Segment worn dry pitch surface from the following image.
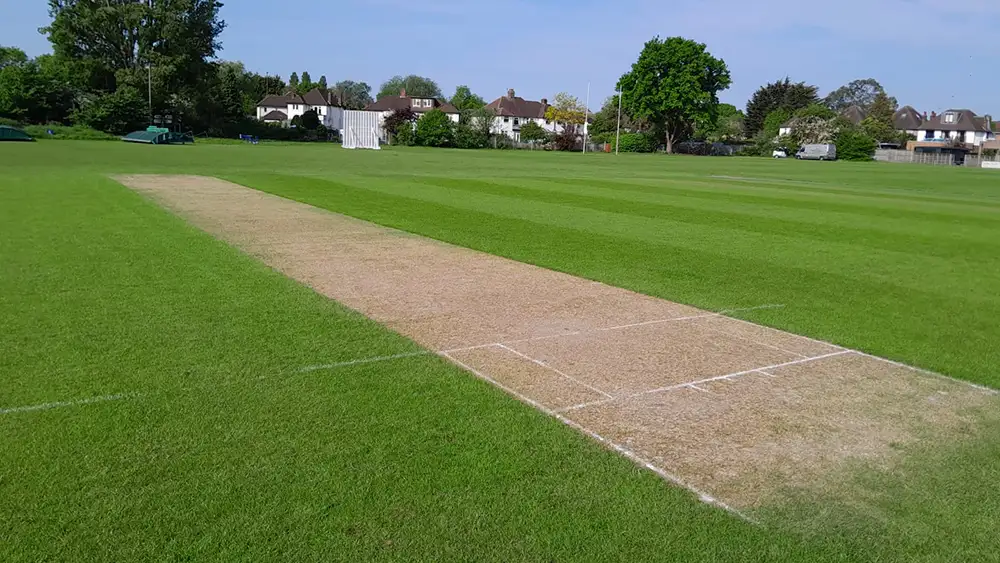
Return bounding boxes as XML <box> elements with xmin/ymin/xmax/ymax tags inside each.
<box><xmin>118</xmin><ymin>175</ymin><xmax>998</xmax><ymax>515</ymax></box>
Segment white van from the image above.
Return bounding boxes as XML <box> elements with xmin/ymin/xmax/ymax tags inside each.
<box><xmin>795</xmin><ymin>144</ymin><xmax>837</xmax><ymax>160</ymax></box>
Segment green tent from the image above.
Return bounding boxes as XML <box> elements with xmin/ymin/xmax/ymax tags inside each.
<box><xmin>0</xmin><ymin>125</ymin><xmax>34</xmax><ymax>142</ymax></box>
<box><xmin>123</xmin><ymin>126</ymin><xmax>193</xmax><ymax>145</ymax></box>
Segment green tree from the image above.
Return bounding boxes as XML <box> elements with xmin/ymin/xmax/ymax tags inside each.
<box><xmin>44</xmin><ymin>0</ymin><xmax>224</xmax><ymax>115</ymax></box>
<box><xmin>318</xmin><ymin>75</ymin><xmax>327</xmax><ymax>89</ymax></box>
<box><xmin>744</xmin><ymin>78</ymin><xmax>818</xmax><ymax>137</ymax></box>
<box><xmin>793</xmin><ymin>103</ymin><xmax>836</xmax><ymax>120</ymax></box>
<box><xmin>415</xmin><ymin>108</ymin><xmax>454</xmax><ymax>147</ymax></box>
<box><xmin>299</xmin><ymin>71</ymin><xmax>313</xmax><ymax>93</ymax></box>
<box><xmin>289</xmin><ymin>72</ymin><xmax>299</xmax><ymax>90</ymax></box>
<box><xmin>835</xmin><ymin>128</ymin><xmax>876</xmax><ymax>161</ymax></box>
<box><xmin>449</xmin><ymin>85</ymin><xmax>485</xmax><ymax>111</ymax></box>
<box><xmin>300</xmin><ymin>108</ymin><xmax>320</xmax><ymax>130</ymax></box>
<box><xmin>519</xmin><ymin>120</ymin><xmax>549</xmax><ymax>143</ymax></box>
<box><xmin>696</xmin><ymin>102</ymin><xmax>743</xmax><ymax>141</ymax></box>
<box><xmin>377</xmin><ymin>75</ymin><xmax>441</xmax><ymax>100</ymax></box>
<box><xmin>763</xmin><ymin>108</ymin><xmax>792</xmax><ymax>140</ymax></box>
<box><xmin>334</xmin><ymin>80</ymin><xmax>373</xmax><ymax>110</ymax></box>
<box><xmin>824</xmin><ymin>78</ymin><xmax>896</xmax><ymax>113</ymax></box>
<box><xmin>618</xmin><ymin>36</ymin><xmax>731</xmax><ymax>153</ymax></box>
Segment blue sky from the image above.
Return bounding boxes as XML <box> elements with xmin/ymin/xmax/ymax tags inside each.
<box><xmin>2</xmin><ymin>0</ymin><xmax>997</xmax><ymax>114</ymax></box>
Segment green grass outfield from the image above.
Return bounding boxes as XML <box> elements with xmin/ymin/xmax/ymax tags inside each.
<box><xmin>2</xmin><ymin>141</ymin><xmax>999</xmax><ymax>561</ymax></box>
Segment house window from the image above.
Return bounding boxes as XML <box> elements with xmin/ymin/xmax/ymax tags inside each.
<box><xmin>545</xmin><ymin>119</ymin><xmax>551</xmax><ymax>125</ymax></box>
<box><xmin>412</xmin><ymin>99</ymin><xmax>420</xmax><ymax>107</ymax></box>
<box><xmin>503</xmin><ymin>117</ymin><xmax>509</xmax><ymax>123</ymax></box>
<box><xmin>514</xmin><ymin>118</ymin><xmax>519</xmax><ymax>125</ymax></box>
<box><xmin>944</xmin><ymin>113</ymin><xmax>956</xmax><ymax>124</ymax></box>
<box><xmin>423</xmin><ymin>99</ymin><xmax>432</xmax><ymax>108</ymax></box>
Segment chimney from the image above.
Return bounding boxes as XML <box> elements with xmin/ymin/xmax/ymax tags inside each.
<box><xmin>541</xmin><ymin>98</ymin><xmax>548</xmax><ymax>106</ymax></box>
<box><xmin>507</xmin><ymin>88</ymin><xmax>515</xmax><ymax>99</ymax></box>
<box><xmin>923</xmin><ymin>112</ymin><xmax>928</xmax><ymax>120</ymax></box>
<box><xmin>400</xmin><ymin>88</ymin><xmax>406</xmax><ymax>98</ymax></box>
<box><xmin>931</xmin><ymin>111</ymin><xmax>937</xmax><ymax>119</ymax></box>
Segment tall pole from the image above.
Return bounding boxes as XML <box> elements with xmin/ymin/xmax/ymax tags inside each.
<box><xmin>147</xmin><ymin>0</ymin><xmax>153</xmax><ymax>124</ymax></box>
<box><xmin>582</xmin><ymin>82</ymin><xmax>590</xmax><ymax>153</ymax></box>
<box><xmin>615</xmin><ymin>84</ymin><xmax>623</xmax><ymax>155</ymax></box>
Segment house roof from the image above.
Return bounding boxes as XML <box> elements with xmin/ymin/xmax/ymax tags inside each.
<box><xmin>301</xmin><ymin>88</ymin><xmax>341</xmax><ymax>107</ymax></box>
<box><xmin>841</xmin><ymin>105</ymin><xmax>867</xmax><ymax>125</ymax></box>
<box><xmin>258</xmin><ymin>94</ymin><xmax>292</xmax><ymax>108</ymax></box>
<box><xmin>261</xmin><ymin>110</ymin><xmax>287</xmax><ymax>121</ymax></box>
<box><xmin>486</xmin><ymin>89</ymin><xmax>549</xmax><ymax>118</ymax></box>
<box><xmin>893</xmin><ymin>106</ymin><xmax>923</xmax><ymax>130</ymax></box>
<box><xmin>364</xmin><ymin>91</ymin><xmax>459</xmax><ymax>114</ymax></box>
<box><xmin>920</xmin><ymin>109</ymin><xmax>992</xmax><ymax>132</ymax></box>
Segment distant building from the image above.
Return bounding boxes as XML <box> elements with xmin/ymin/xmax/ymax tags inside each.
<box><xmin>255</xmin><ymin>88</ymin><xmax>345</xmax><ymax>132</ymax></box>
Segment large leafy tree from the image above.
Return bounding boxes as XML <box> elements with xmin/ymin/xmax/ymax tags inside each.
<box><xmin>377</xmin><ymin>75</ymin><xmax>441</xmax><ymax>100</ymax></box>
<box><xmin>860</xmin><ymin>90</ymin><xmax>899</xmax><ymax>142</ymax></box>
<box><xmin>334</xmin><ymin>80</ymin><xmax>373</xmax><ymax>110</ymax></box>
<box><xmin>744</xmin><ymin>78</ymin><xmax>818</xmax><ymax>137</ymax></box>
<box><xmin>449</xmin><ymin>85</ymin><xmax>485</xmax><ymax>111</ymax></box>
<box><xmin>44</xmin><ymin>0</ymin><xmax>224</xmax><ymax>105</ymax></box>
<box><xmin>0</xmin><ymin>47</ymin><xmax>77</xmax><ymax>123</ymax></box>
<box><xmin>618</xmin><ymin>36</ymin><xmax>731</xmax><ymax>153</ymax></box>
<box><xmin>824</xmin><ymin>78</ymin><xmax>896</xmax><ymax>113</ymax></box>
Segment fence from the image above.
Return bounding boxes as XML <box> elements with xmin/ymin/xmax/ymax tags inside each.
<box><xmin>875</xmin><ymin>149</ymin><xmax>1000</xmax><ymax>168</ymax></box>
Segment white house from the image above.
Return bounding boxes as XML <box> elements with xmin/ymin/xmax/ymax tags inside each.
<box><xmin>915</xmin><ymin>109</ymin><xmax>995</xmax><ymax>147</ymax></box>
<box><xmin>255</xmin><ymin>88</ymin><xmax>345</xmax><ymax>132</ymax></box>
<box><xmin>484</xmin><ymin>89</ymin><xmax>576</xmax><ymax>141</ymax></box>
<box><xmin>361</xmin><ymin>90</ymin><xmax>460</xmax><ymax>142</ymax></box>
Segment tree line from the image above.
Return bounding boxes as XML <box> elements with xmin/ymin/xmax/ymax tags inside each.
<box><xmin>2</xmin><ymin>2</ymin><xmax>898</xmax><ymax>157</ymax></box>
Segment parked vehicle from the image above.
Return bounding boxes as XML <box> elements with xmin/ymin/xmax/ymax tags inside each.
<box><xmin>795</xmin><ymin>144</ymin><xmax>837</xmax><ymax>160</ymax></box>
<box><xmin>772</xmin><ymin>147</ymin><xmax>789</xmax><ymax>158</ymax></box>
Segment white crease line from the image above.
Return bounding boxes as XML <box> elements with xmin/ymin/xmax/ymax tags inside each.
<box><xmin>438</xmin><ymin>351</ymin><xmax>756</xmax><ymax>523</ymax></box>
<box><xmin>687</xmin><ymin>384</ymin><xmax>710</xmax><ymax>393</ymax></box>
<box><xmin>757</xmin><ymin>370</ymin><xmax>778</xmax><ymax>378</ymax></box>
<box><xmin>495</xmin><ymin>343</ymin><xmax>614</xmax><ymax>399</ymax></box>
<box><xmin>0</xmin><ymin>393</ymin><xmax>139</xmax><ymax>416</ymax></box>
<box><xmin>558</xmin><ymin>350</ymin><xmax>853</xmax><ymax>413</ymax></box>
<box><xmin>850</xmin><ymin>350</ymin><xmax>999</xmax><ymax>396</ymax></box>
<box><xmin>721</xmin><ymin>315</ymin><xmax>997</xmax><ymax>395</ymax></box>
<box><xmin>298</xmin><ymin>351</ymin><xmax>431</xmax><ymax>372</ymax></box>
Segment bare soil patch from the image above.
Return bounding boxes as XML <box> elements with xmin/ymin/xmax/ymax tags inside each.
<box><xmin>118</xmin><ymin>174</ymin><xmax>999</xmax><ymax>514</ymax></box>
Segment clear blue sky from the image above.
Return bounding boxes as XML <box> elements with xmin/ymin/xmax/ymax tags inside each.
<box><xmin>2</xmin><ymin>0</ymin><xmax>997</xmax><ymax>115</ymax></box>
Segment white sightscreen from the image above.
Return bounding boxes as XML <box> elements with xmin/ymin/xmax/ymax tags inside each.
<box><xmin>342</xmin><ymin>110</ymin><xmax>383</xmax><ymax>150</ymax></box>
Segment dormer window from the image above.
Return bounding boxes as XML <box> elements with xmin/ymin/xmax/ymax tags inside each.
<box><xmin>943</xmin><ymin>112</ymin><xmax>956</xmax><ymax>124</ymax></box>
<box><xmin>411</xmin><ymin>99</ymin><xmax>421</xmax><ymax>107</ymax></box>
<box><xmin>423</xmin><ymin>99</ymin><xmax>432</xmax><ymax>108</ymax></box>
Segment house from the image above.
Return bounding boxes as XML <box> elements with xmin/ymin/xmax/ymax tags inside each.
<box><xmin>361</xmin><ymin>90</ymin><xmax>459</xmax><ymax>142</ymax></box>
<box><xmin>893</xmin><ymin>106</ymin><xmax>923</xmax><ymax>138</ymax></box>
<box><xmin>915</xmin><ymin>109</ymin><xmax>995</xmax><ymax>147</ymax></box>
<box><xmin>484</xmin><ymin>89</ymin><xmax>564</xmax><ymax>141</ymax></box>
<box><xmin>255</xmin><ymin>88</ymin><xmax>345</xmax><ymax>131</ymax></box>
<box><xmin>841</xmin><ymin>105</ymin><xmax>866</xmax><ymax>126</ymax></box>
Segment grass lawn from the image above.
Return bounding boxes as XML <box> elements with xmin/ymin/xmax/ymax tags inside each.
<box><xmin>2</xmin><ymin>141</ymin><xmax>1000</xmax><ymax>561</ymax></box>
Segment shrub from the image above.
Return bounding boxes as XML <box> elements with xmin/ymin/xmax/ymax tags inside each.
<box><xmin>453</xmin><ymin>120</ymin><xmax>489</xmax><ymax>149</ymax></box>
<box><xmin>742</xmin><ymin>131</ymin><xmax>779</xmax><ymax>157</ymax></box>
<box><xmin>300</xmin><ymin>109</ymin><xmax>320</xmax><ymax>130</ymax></box>
<box><xmin>72</xmin><ymin>88</ymin><xmax>146</xmax><ymax>135</ymax></box>
<box><xmin>383</xmin><ymin>107</ymin><xmax>417</xmax><ymax>136</ymax></box>
<box><xmin>493</xmin><ymin>133</ymin><xmax>514</xmax><ymax>150</ymax></box>
<box><xmin>22</xmin><ymin>123</ymin><xmax>118</xmax><ymax>140</ymax></box>
<box><xmin>614</xmin><ymin>132</ymin><xmax>655</xmax><ymax>153</ymax></box>
<box><xmin>415</xmin><ymin>108</ymin><xmax>454</xmax><ymax>147</ymax></box>
<box><xmin>835</xmin><ymin>129</ymin><xmax>876</xmax><ymax>161</ymax></box>
<box><xmin>519</xmin><ymin>121</ymin><xmax>550</xmax><ymax>144</ymax></box>
<box><xmin>553</xmin><ymin>125</ymin><xmax>579</xmax><ymax>151</ymax></box>
<box><xmin>394</xmin><ymin>122</ymin><xmax>416</xmax><ymax>146</ymax></box>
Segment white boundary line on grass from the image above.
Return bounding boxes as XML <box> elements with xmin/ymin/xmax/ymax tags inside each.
<box><xmin>0</xmin><ymin>393</ymin><xmax>138</xmax><ymax>415</ymax></box>
<box><xmin>438</xmin><ymin>350</ymin><xmax>758</xmax><ymax>523</ymax></box>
